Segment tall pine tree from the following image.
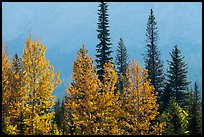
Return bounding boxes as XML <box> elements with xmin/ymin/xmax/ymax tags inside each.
<box><xmin>144</xmin><ymin>9</ymin><xmax>165</xmax><ymax>106</ymax></box>
<box><xmin>115</xmin><ymin>38</ymin><xmax>129</xmax><ymax>93</ymax></box>
<box><xmin>164</xmin><ymin>45</ymin><xmax>190</xmax><ymax>108</ymax></box>
<box><xmin>96</xmin><ymin>2</ymin><xmax>113</xmax><ymax>83</ymax></box>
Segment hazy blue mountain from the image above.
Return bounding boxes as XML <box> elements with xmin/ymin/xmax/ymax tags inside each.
<box><xmin>2</xmin><ymin>2</ymin><xmax>202</xmax><ymax>99</ymax></box>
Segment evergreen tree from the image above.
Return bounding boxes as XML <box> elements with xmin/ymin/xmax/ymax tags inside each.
<box><xmin>144</xmin><ymin>9</ymin><xmax>165</xmax><ymax>105</ymax></box>
<box><xmin>164</xmin><ymin>45</ymin><xmax>190</xmax><ymax>107</ymax></box>
<box><xmin>161</xmin><ymin>99</ymin><xmax>189</xmax><ymax>135</ymax></box>
<box><xmin>53</xmin><ymin>99</ymin><xmax>65</xmax><ymax>134</ymax></box>
<box><xmin>188</xmin><ymin>82</ymin><xmax>202</xmax><ymax>135</ymax></box>
<box><xmin>115</xmin><ymin>38</ymin><xmax>129</xmax><ymax>93</ymax></box>
<box><xmin>96</xmin><ymin>2</ymin><xmax>113</xmax><ymax>83</ymax></box>
<box><xmin>13</xmin><ymin>54</ymin><xmax>22</xmax><ymax>72</ymax></box>
<box><xmin>160</xmin><ymin>84</ymin><xmax>171</xmax><ymax>112</ymax></box>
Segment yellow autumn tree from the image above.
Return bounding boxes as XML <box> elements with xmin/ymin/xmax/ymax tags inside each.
<box><xmin>121</xmin><ymin>60</ymin><xmax>165</xmax><ymax>135</ymax></box>
<box><xmin>96</xmin><ymin>62</ymin><xmax>123</xmax><ymax>135</ymax></box>
<box><xmin>65</xmin><ymin>45</ymin><xmax>122</xmax><ymax>135</ymax></box>
<box><xmin>7</xmin><ymin>54</ymin><xmax>27</xmax><ymax>135</ymax></box>
<box><xmin>2</xmin><ymin>43</ymin><xmax>12</xmax><ymax>133</ymax></box>
<box><xmin>20</xmin><ymin>35</ymin><xmax>61</xmax><ymax>135</ymax></box>
<box><xmin>65</xmin><ymin>44</ymin><xmax>102</xmax><ymax>135</ymax></box>
<box><xmin>2</xmin><ymin>44</ymin><xmax>24</xmax><ymax>135</ymax></box>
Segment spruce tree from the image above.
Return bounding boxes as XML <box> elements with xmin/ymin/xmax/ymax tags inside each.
<box><xmin>12</xmin><ymin>54</ymin><xmax>21</xmax><ymax>73</ymax></box>
<box><xmin>53</xmin><ymin>99</ymin><xmax>65</xmax><ymax>134</ymax></box>
<box><xmin>165</xmin><ymin>45</ymin><xmax>190</xmax><ymax>107</ymax></box>
<box><xmin>188</xmin><ymin>82</ymin><xmax>202</xmax><ymax>135</ymax></box>
<box><xmin>144</xmin><ymin>9</ymin><xmax>165</xmax><ymax>104</ymax></box>
<box><xmin>115</xmin><ymin>38</ymin><xmax>129</xmax><ymax>93</ymax></box>
<box><xmin>96</xmin><ymin>2</ymin><xmax>113</xmax><ymax>83</ymax></box>
<box><xmin>161</xmin><ymin>99</ymin><xmax>189</xmax><ymax>135</ymax></box>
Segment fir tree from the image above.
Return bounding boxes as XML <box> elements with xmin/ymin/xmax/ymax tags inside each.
<box><xmin>144</xmin><ymin>9</ymin><xmax>165</xmax><ymax>105</ymax></box>
<box><xmin>95</xmin><ymin>2</ymin><xmax>113</xmax><ymax>83</ymax></box>
<box><xmin>188</xmin><ymin>82</ymin><xmax>202</xmax><ymax>135</ymax></box>
<box><xmin>115</xmin><ymin>38</ymin><xmax>129</xmax><ymax>93</ymax></box>
<box><xmin>164</xmin><ymin>45</ymin><xmax>190</xmax><ymax>107</ymax></box>
<box><xmin>53</xmin><ymin>99</ymin><xmax>65</xmax><ymax>134</ymax></box>
<box><xmin>161</xmin><ymin>99</ymin><xmax>189</xmax><ymax>135</ymax></box>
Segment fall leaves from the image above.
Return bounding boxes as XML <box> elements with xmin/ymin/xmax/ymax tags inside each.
<box><xmin>2</xmin><ymin>36</ymin><xmax>165</xmax><ymax>135</ymax></box>
<box><xmin>2</xmin><ymin>36</ymin><xmax>61</xmax><ymax>135</ymax></box>
<box><xmin>64</xmin><ymin>45</ymin><xmax>165</xmax><ymax>135</ymax></box>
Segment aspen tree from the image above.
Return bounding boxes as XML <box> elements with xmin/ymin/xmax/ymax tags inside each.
<box><xmin>65</xmin><ymin>44</ymin><xmax>102</xmax><ymax>135</ymax></box>
<box><xmin>121</xmin><ymin>60</ymin><xmax>165</xmax><ymax>135</ymax></box>
<box><xmin>20</xmin><ymin>36</ymin><xmax>61</xmax><ymax>135</ymax></box>
<box><xmin>2</xmin><ymin>43</ymin><xmax>12</xmax><ymax>134</ymax></box>
<box><xmin>97</xmin><ymin>62</ymin><xmax>122</xmax><ymax>134</ymax></box>
<box><xmin>65</xmin><ymin>45</ymin><xmax>122</xmax><ymax>135</ymax></box>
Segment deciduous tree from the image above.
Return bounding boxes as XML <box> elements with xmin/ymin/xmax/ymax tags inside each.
<box><xmin>121</xmin><ymin>60</ymin><xmax>165</xmax><ymax>135</ymax></box>
<box><xmin>20</xmin><ymin>35</ymin><xmax>61</xmax><ymax>135</ymax></box>
<box><xmin>65</xmin><ymin>45</ymin><xmax>122</xmax><ymax>135</ymax></box>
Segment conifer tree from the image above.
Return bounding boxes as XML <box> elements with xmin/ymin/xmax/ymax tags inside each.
<box><xmin>188</xmin><ymin>82</ymin><xmax>202</xmax><ymax>135</ymax></box>
<box><xmin>121</xmin><ymin>60</ymin><xmax>165</xmax><ymax>135</ymax></box>
<box><xmin>96</xmin><ymin>2</ymin><xmax>113</xmax><ymax>83</ymax></box>
<box><xmin>20</xmin><ymin>35</ymin><xmax>61</xmax><ymax>135</ymax></box>
<box><xmin>53</xmin><ymin>99</ymin><xmax>65</xmax><ymax>134</ymax></box>
<box><xmin>164</xmin><ymin>45</ymin><xmax>190</xmax><ymax>108</ymax></box>
<box><xmin>144</xmin><ymin>9</ymin><xmax>165</xmax><ymax>104</ymax></box>
<box><xmin>115</xmin><ymin>38</ymin><xmax>129</xmax><ymax>93</ymax></box>
<box><xmin>161</xmin><ymin>99</ymin><xmax>189</xmax><ymax>135</ymax></box>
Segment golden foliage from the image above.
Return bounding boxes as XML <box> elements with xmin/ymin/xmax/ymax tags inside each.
<box><xmin>16</xmin><ymin>35</ymin><xmax>61</xmax><ymax>135</ymax></box>
<box><xmin>65</xmin><ymin>45</ymin><xmax>122</xmax><ymax>135</ymax></box>
<box><xmin>2</xmin><ymin>36</ymin><xmax>61</xmax><ymax>135</ymax></box>
<box><xmin>2</xmin><ymin>40</ymin><xmax>166</xmax><ymax>135</ymax></box>
<box><xmin>2</xmin><ymin>43</ymin><xmax>12</xmax><ymax>128</ymax></box>
<box><xmin>120</xmin><ymin>60</ymin><xmax>165</xmax><ymax>135</ymax></box>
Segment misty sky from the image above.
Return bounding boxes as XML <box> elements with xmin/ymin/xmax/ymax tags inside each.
<box><xmin>2</xmin><ymin>2</ymin><xmax>202</xmax><ymax>98</ymax></box>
